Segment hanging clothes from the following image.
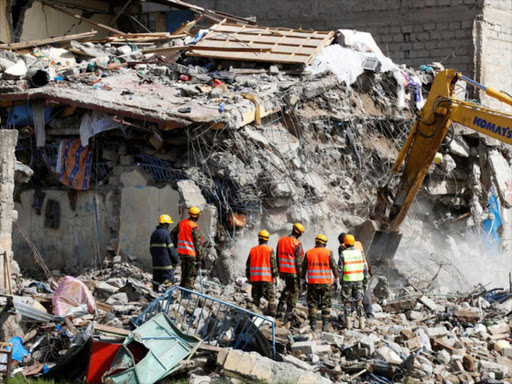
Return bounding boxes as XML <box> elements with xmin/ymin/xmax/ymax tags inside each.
<box><xmin>58</xmin><ymin>138</ymin><xmax>92</xmax><ymax>190</ymax></box>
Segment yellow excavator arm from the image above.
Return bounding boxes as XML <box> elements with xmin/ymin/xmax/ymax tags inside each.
<box><xmin>358</xmin><ymin>69</ymin><xmax>512</xmax><ymax>262</ymax></box>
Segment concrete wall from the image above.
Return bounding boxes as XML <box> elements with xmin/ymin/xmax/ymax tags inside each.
<box><xmin>118</xmin><ymin>185</ymin><xmax>181</xmax><ymax>268</ymax></box>
<box><xmin>13</xmin><ymin>189</ymin><xmax>110</xmax><ymax>271</ymax></box>
<box><xmin>17</xmin><ymin>1</ymin><xmax>113</xmax><ymax>42</ymax></box>
<box><xmin>118</xmin><ymin>183</ymin><xmax>218</xmax><ymax>268</ymax></box>
<box><xmin>0</xmin><ymin>130</ymin><xmax>17</xmax><ymax>291</ymax></box>
<box><xmin>476</xmin><ymin>0</ymin><xmax>512</xmax><ymax>112</ymax></box>
<box><xmin>193</xmin><ymin>0</ymin><xmax>483</xmax><ymax>76</ymax></box>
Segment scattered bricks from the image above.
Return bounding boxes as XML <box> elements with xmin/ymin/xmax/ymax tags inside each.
<box><xmin>290</xmin><ymin>341</ymin><xmax>316</xmax><ymax>355</ymax></box>
<box><xmin>451</xmin><ymin>360</ymin><xmax>465</xmax><ymax>373</ymax></box>
<box><xmin>315</xmin><ymin>344</ymin><xmax>332</xmax><ymax>355</ymax></box>
<box><xmin>495</xmin><ymin>340</ymin><xmax>512</xmax><ymax>357</ymax></box>
<box><xmin>487</xmin><ymin>322</ymin><xmax>510</xmax><ymax>335</ymax></box>
<box><xmin>479</xmin><ymin>360</ymin><xmax>509</xmax><ymax>379</ymax></box>
<box><xmin>463</xmin><ymin>354</ymin><xmax>477</xmax><ymax>372</ymax></box>
<box><xmin>360</xmin><ymin>335</ymin><xmax>377</xmax><ymax>356</ymax></box>
<box><xmin>436</xmin><ymin>349</ymin><xmax>451</xmax><ymax>365</ymax></box>
<box><xmin>419</xmin><ymin>296</ymin><xmax>440</xmax><ymax>311</ymax></box>
<box><xmin>426</xmin><ymin>326</ymin><xmax>448</xmax><ymax>338</ymax></box>
<box><xmin>400</xmin><ymin>329</ymin><xmax>415</xmax><ymax>340</ymax></box>
<box><xmin>320</xmin><ymin>332</ymin><xmax>344</xmax><ymax>346</ymax></box>
<box><xmin>406</xmin><ymin>310</ymin><xmax>424</xmax><ymax>321</ymax></box>
<box><xmin>453</xmin><ymin>310</ymin><xmax>479</xmax><ymax>324</ymax></box>
<box><xmin>407</xmin><ymin>337</ymin><xmax>423</xmax><ymax>352</ymax></box>
<box><xmin>382</xmin><ymin>299</ymin><xmax>415</xmax><ymax>313</ymax></box>
<box><xmin>375</xmin><ymin>346</ymin><xmax>402</xmax><ymax>365</ymax></box>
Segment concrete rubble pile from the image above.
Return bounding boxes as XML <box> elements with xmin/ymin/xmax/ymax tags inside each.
<box><xmin>2</xmin><ymin>262</ymin><xmax>512</xmax><ymax>383</ymax></box>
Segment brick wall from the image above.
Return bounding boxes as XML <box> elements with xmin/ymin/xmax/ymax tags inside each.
<box><xmin>476</xmin><ymin>0</ymin><xmax>512</xmax><ymax>112</ymax></box>
<box><xmin>193</xmin><ymin>0</ymin><xmax>483</xmax><ymax>75</ymax></box>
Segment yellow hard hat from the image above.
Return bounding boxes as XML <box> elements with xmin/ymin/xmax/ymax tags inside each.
<box><xmin>159</xmin><ymin>214</ymin><xmax>173</xmax><ymax>224</ymax></box>
<box><xmin>293</xmin><ymin>223</ymin><xmax>305</xmax><ymax>234</ymax></box>
<box><xmin>344</xmin><ymin>234</ymin><xmax>355</xmax><ymax>246</ymax></box>
<box><xmin>189</xmin><ymin>206</ymin><xmax>201</xmax><ymax>217</ymax></box>
<box><xmin>316</xmin><ymin>234</ymin><xmax>327</xmax><ymax>244</ymax></box>
<box><xmin>258</xmin><ymin>230</ymin><xmax>270</xmax><ymax>240</ymax></box>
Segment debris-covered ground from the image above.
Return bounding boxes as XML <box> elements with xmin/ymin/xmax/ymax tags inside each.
<box><xmin>1</xmin><ymin>0</ymin><xmax>511</xmax><ymax>382</ymax></box>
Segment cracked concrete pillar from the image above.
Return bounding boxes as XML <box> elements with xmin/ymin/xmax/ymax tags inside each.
<box><xmin>0</xmin><ymin>129</ymin><xmax>17</xmax><ymax>291</ymax></box>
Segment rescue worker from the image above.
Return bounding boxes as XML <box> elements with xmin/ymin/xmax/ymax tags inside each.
<box><xmin>338</xmin><ymin>232</ymin><xmax>374</xmax><ymax>319</ymax></box>
<box><xmin>150</xmin><ymin>214</ymin><xmax>179</xmax><ymax>292</ymax></box>
<box><xmin>245</xmin><ymin>230</ymin><xmax>278</xmax><ymax>316</ymax></box>
<box><xmin>276</xmin><ymin>223</ymin><xmax>305</xmax><ymax>321</ymax></box>
<box><xmin>339</xmin><ymin>234</ymin><xmax>368</xmax><ymax>330</ymax></box>
<box><xmin>302</xmin><ymin>234</ymin><xmax>338</xmax><ymax>332</ymax></box>
<box><xmin>171</xmin><ymin>206</ymin><xmax>205</xmax><ymax>290</ymax></box>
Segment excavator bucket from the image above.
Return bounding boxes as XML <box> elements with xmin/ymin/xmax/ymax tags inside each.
<box><xmin>356</xmin><ymin>220</ymin><xmax>403</xmax><ymax>262</ymax></box>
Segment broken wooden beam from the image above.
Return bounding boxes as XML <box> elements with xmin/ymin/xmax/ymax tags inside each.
<box><xmin>42</xmin><ymin>2</ymin><xmax>125</xmax><ymax>35</ymax></box>
<box><xmin>142</xmin><ymin>45</ymin><xmax>271</xmax><ymax>54</ymax></box>
<box><xmin>0</xmin><ymin>30</ymin><xmax>97</xmax><ymax>50</ymax></box>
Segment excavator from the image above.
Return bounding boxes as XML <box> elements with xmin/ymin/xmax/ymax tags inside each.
<box><xmin>358</xmin><ymin>69</ymin><xmax>512</xmax><ymax>263</ymax></box>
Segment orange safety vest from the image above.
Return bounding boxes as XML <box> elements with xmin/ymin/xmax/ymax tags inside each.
<box><xmin>277</xmin><ymin>236</ymin><xmax>302</xmax><ymax>274</ymax></box>
<box><xmin>306</xmin><ymin>247</ymin><xmax>332</xmax><ymax>284</ymax></box>
<box><xmin>249</xmin><ymin>245</ymin><xmax>273</xmax><ymax>283</ymax></box>
<box><xmin>177</xmin><ymin>219</ymin><xmax>199</xmax><ymax>257</ymax></box>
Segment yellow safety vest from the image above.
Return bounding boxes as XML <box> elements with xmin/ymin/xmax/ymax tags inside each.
<box><xmin>342</xmin><ymin>249</ymin><xmax>364</xmax><ymax>282</ymax></box>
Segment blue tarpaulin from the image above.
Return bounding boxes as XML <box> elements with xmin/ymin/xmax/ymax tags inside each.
<box><xmin>482</xmin><ymin>188</ymin><xmax>502</xmax><ymax>252</ymax></box>
<box><xmin>6</xmin><ymin>102</ymin><xmax>53</xmax><ymax>128</ymax></box>
<box><xmin>166</xmin><ymin>10</ymin><xmax>195</xmax><ymax>34</ymax></box>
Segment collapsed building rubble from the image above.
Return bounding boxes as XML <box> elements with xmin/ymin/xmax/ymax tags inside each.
<box><xmin>0</xmin><ymin>0</ymin><xmax>512</xmax><ymax>382</ymax></box>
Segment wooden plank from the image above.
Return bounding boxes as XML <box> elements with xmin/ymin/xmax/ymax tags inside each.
<box><xmin>43</xmin><ymin>2</ymin><xmax>125</xmax><ymax>35</ymax></box>
<box><xmin>94</xmin><ymin>324</ymin><xmax>131</xmax><ymax>336</ymax></box>
<box><xmin>0</xmin><ymin>30</ymin><xmax>97</xmax><ymax>50</ymax></box>
<box><xmin>211</xmin><ymin>23</ymin><xmax>332</xmax><ymax>37</ymax></box>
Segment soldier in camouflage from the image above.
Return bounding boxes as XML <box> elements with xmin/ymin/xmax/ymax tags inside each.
<box><xmin>339</xmin><ymin>234</ymin><xmax>368</xmax><ymax>330</ymax></box>
<box><xmin>171</xmin><ymin>207</ymin><xmax>205</xmax><ymax>290</ymax></box>
<box><xmin>276</xmin><ymin>223</ymin><xmax>305</xmax><ymax>321</ymax></box>
<box><xmin>246</xmin><ymin>230</ymin><xmax>278</xmax><ymax>316</ymax></box>
<box><xmin>302</xmin><ymin>234</ymin><xmax>339</xmax><ymax>332</ymax></box>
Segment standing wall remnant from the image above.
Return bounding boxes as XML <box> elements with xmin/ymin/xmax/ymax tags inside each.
<box><xmin>0</xmin><ymin>129</ymin><xmax>18</xmax><ymax>291</ymax></box>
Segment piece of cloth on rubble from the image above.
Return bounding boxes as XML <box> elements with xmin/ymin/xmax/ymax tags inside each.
<box><xmin>33</xmin><ymin>99</ymin><xmax>47</xmax><ymax>147</ymax></box>
<box><xmin>482</xmin><ymin>188</ymin><xmax>502</xmax><ymax>253</ymax></box>
<box><xmin>53</xmin><ymin>276</ymin><xmax>96</xmax><ymax>317</ymax></box>
<box><xmin>44</xmin><ymin>199</ymin><xmax>60</xmax><ymax>229</ymax></box>
<box><xmin>79</xmin><ymin>110</ymin><xmax>121</xmax><ymax>147</ymax></box>
<box><xmin>58</xmin><ymin>138</ymin><xmax>93</xmax><ymax>190</ymax></box>
<box><xmin>7</xmin><ymin>336</ymin><xmax>30</xmax><ymax>362</ymax></box>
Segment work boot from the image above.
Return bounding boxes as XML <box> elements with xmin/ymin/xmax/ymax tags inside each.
<box><xmin>310</xmin><ymin>319</ymin><xmax>317</xmax><ymax>333</ymax></box>
<box><xmin>322</xmin><ymin>319</ymin><xmax>329</xmax><ymax>332</ymax></box>
<box><xmin>277</xmin><ymin>301</ymin><xmax>285</xmax><ymax>315</ymax></box>
<box><xmin>345</xmin><ymin>316</ymin><xmax>352</xmax><ymax>330</ymax></box>
<box><xmin>358</xmin><ymin>316</ymin><xmax>366</xmax><ymax>330</ymax></box>
<box><xmin>284</xmin><ymin>308</ymin><xmax>293</xmax><ymax>323</ymax></box>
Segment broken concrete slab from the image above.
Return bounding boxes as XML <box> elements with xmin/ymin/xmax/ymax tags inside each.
<box><xmin>217</xmin><ymin>348</ymin><xmax>332</xmax><ymax>384</ymax></box>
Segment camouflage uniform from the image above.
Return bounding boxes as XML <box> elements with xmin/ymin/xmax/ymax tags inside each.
<box><xmin>302</xmin><ymin>249</ymin><xmax>338</xmax><ymax>322</ymax></box>
<box><xmin>246</xmin><ymin>247</ymin><xmax>278</xmax><ymax>316</ymax></box>
<box><xmin>277</xmin><ymin>240</ymin><xmax>303</xmax><ymax>312</ymax></box>
<box><xmin>307</xmin><ymin>285</ymin><xmax>333</xmax><ymax>321</ymax></box>
<box><xmin>172</xmin><ymin>223</ymin><xmax>204</xmax><ymax>290</ymax></box>
<box><xmin>341</xmin><ymin>281</ymin><xmax>366</xmax><ymax>317</ymax></box>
